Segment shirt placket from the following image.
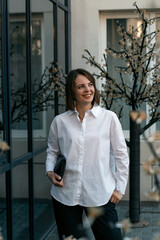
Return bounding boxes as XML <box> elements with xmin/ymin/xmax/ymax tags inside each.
<box><xmin>75</xmin><ymin>117</ymin><xmax>86</xmax><ymax>203</ymax></box>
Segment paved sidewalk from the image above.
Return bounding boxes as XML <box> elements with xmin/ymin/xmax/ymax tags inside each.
<box><xmin>0</xmin><ymin>199</ymin><xmax>54</xmax><ymax>240</ymax></box>
<box><xmin>45</xmin><ymin>201</ymin><xmax>160</xmax><ymax>240</ymax></box>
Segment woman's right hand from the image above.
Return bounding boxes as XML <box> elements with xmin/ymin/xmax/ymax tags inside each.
<box><xmin>47</xmin><ymin>171</ymin><xmax>64</xmax><ymax>187</ymax></box>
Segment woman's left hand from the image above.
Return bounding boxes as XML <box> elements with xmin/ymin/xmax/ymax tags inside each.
<box><xmin>110</xmin><ymin>190</ymin><xmax>123</xmax><ymax>204</ymax></box>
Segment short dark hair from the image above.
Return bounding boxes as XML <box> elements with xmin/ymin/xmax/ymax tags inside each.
<box><xmin>65</xmin><ymin>68</ymin><xmax>100</xmax><ymax>110</ymax></box>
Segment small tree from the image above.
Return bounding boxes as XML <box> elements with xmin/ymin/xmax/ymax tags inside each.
<box><xmin>82</xmin><ymin>2</ymin><xmax>160</xmax><ymax>224</ymax></box>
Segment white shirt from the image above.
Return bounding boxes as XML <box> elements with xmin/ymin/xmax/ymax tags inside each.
<box><xmin>46</xmin><ymin>105</ymin><xmax>129</xmax><ymax>207</ymax></box>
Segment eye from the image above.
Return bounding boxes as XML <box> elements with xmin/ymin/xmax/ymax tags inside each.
<box><xmin>89</xmin><ymin>82</ymin><xmax>93</xmax><ymax>87</ymax></box>
<box><xmin>77</xmin><ymin>85</ymin><xmax>84</xmax><ymax>89</ymax></box>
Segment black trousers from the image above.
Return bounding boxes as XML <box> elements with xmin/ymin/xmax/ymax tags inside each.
<box><xmin>52</xmin><ymin>197</ymin><xmax>122</xmax><ymax>240</ymax></box>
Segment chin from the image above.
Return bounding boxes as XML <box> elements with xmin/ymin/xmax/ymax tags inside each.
<box><xmin>84</xmin><ymin>100</ymin><xmax>93</xmax><ymax>105</ymax></box>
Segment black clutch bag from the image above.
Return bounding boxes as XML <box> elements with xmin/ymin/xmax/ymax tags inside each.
<box><xmin>54</xmin><ymin>154</ymin><xmax>66</xmax><ymax>181</ymax></box>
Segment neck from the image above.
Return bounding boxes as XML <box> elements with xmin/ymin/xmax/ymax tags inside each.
<box><xmin>76</xmin><ymin>103</ymin><xmax>93</xmax><ymax>120</ymax></box>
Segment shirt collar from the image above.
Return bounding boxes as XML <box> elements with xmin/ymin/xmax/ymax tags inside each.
<box><xmin>68</xmin><ymin>104</ymin><xmax>100</xmax><ymax>118</ymax></box>
<box><xmin>89</xmin><ymin>104</ymin><xmax>100</xmax><ymax>118</ymax></box>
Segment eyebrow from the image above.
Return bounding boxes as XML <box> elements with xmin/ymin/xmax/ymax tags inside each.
<box><xmin>76</xmin><ymin>83</ymin><xmax>85</xmax><ymax>87</ymax></box>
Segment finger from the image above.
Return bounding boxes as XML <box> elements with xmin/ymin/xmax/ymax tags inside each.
<box><xmin>111</xmin><ymin>194</ymin><xmax>121</xmax><ymax>202</ymax></box>
<box><xmin>110</xmin><ymin>196</ymin><xmax>118</xmax><ymax>204</ymax></box>
<box><xmin>110</xmin><ymin>196</ymin><xmax>115</xmax><ymax>203</ymax></box>
<box><xmin>115</xmin><ymin>199</ymin><xmax>119</xmax><ymax>203</ymax></box>
<box><xmin>54</xmin><ymin>174</ymin><xmax>62</xmax><ymax>182</ymax></box>
<box><xmin>59</xmin><ymin>180</ymin><xmax>64</xmax><ymax>187</ymax></box>
<box><xmin>54</xmin><ymin>179</ymin><xmax>64</xmax><ymax>187</ymax></box>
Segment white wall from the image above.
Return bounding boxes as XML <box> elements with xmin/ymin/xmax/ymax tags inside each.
<box><xmin>71</xmin><ymin>0</ymin><xmax>160</xmax><ymax>69</ymax></box>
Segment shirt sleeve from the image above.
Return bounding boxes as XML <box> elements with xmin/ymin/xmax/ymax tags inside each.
<box><xmin>46</xmin><ymin>117</ymin><xmax>60</xmax><ymax>174</ymax></box>
<box><xmin>110</xmin><ymin>112</ymin><xmax>129</xmax><ymax>195</ymax></box>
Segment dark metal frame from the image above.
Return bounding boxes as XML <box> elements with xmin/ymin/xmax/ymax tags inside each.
<box><xmin>51</xmin><ymin>0</ymin><xmax>71</xmax><ymax>115</ymax></box>
<box><xmin>0</xmin><ymin>0</ymin><xmax>71</xmax><ymax>239</ymax></box>
<box><xmin>1</xmin><ymin>0</ymin><xmax>13</xmax><ymax>239</ymax></box>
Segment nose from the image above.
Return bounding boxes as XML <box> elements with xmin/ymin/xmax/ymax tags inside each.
<box><xmin>84</xmin><ymin>85</ymin><xmax>90</xmax><ymax>91</ymax></box>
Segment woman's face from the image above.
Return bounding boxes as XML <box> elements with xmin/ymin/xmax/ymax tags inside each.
<box><xmin>73</xmin><ymin>74</ymin><xmax>95</xmax><ymax>107</ymax></box>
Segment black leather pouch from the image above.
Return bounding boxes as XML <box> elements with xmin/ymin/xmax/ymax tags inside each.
<box><xmin>54</xmin><ymin>155</ymin><xmax>66</xmax><ymax>181</ymax></box>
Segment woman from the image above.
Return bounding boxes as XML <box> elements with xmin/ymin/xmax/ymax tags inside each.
<box><xmin>46</xmin><ymin>68</ymin><xmax>129</xmax><ymax>240</ymax></box>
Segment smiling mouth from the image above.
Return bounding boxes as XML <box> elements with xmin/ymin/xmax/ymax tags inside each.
<box><xmin>83</xmin><ymin>94</ymin><xmax>92</xmax><ymax>97</ymax></box>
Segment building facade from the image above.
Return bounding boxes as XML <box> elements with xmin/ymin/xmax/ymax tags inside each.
<box><xmin>0</xmin><ymin>0</ymin><xmax>160</xmax><ymax>239</ymax></box>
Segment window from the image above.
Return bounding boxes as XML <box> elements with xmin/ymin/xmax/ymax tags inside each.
<box><xmin>99</xmin><ymin>11</ymin><xmax>160</xmax><ymax>135</ymax></box>
<box><xmin>10</xmin><ymin>16</ymin><xmax>45</xmax><ymax>138</ymax></box>
<box><xmin>0</xmin><ymin>0</ymin><xmax>71</xmax><ymax>239</ymax></box>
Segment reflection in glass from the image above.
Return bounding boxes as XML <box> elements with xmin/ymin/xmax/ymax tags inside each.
<box><xmin>12</xmin><ymin>164</ymin><xmax>29</xmax><ymax>239</ymax></box>
<box><xmin>34</xmin><ymin>155</ymin><xmax>54</xmax><ymax>238</ymax></box>
<box><xmin>10</xmin><ymin>20</ymin><xmax>27</xmax><ymax>129</ymax></box>
<box><xmin>31</xmin><ymin>0</ymin><xmax>54</xmax><ymax>149</ymax></box>
<box><xmin>58</xmin><ymin>8</ymin><xmax>66</xmax><ymax>114</ymax></box>
<box><xmin>9</xmin><ymin>17</ymin><xmax>28</xmax><ymax>158</ymax></box>
<box><xmin>107</xmin><ymin>18</ymin><xmax>145</xmax><ymax>130</ymax></box>
<box><xmin>0</xmin><ymin>10</ymin><xmax>3</xmax><ymax>142</ymax></box>
<box><xmin>32</xmin><ymin>20</ymin><xmax>43</xmax><ymax>130</ymax></box>
<box><xmin>32</xmin><ymin>17</ymin><xmax>47</xmax><ymax>148</ymax></box>
<box><xmin>58</xmin><ymin>0</ymin><xmax>65</xmax><ymax>5</ymax></box>
<box><xmin>0</xmin><ymin>174</ymin><xmax>6</xmax><ymax>240</ymax></box>
<box><xmin>58</xmin><ymin>8</ymin><xmax>65</xmax><ymax>71</ymax></box>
